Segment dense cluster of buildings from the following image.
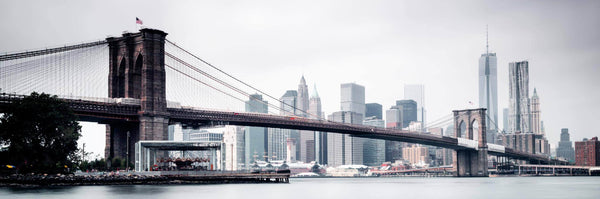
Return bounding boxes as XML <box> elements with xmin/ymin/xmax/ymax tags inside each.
<box><xmin>477</xmin><ymin>36</ymin><xmax>556</xmax><ymax>160</ymax></box>
<box><xmin>164</xmin><ymin>35</ymin><xmax>592</xmax><ymax>171</ymax></box>
<box><xmin>216</xmin><ymin>76</ymin><xmax>435</xmax><ymax>170</ymax></box>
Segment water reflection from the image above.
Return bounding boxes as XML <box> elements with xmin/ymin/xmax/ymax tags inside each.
<box><xmin>4</xmin><ymin>186</ymin><xmax>77</xmax><ymax>194</ymax></box>
<box><xmin>105</xmin><ymin>185</ymin><xmax>168</xmax><ymax>195</ymax></box>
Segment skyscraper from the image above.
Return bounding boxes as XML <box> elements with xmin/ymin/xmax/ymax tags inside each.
<box><xmin>309</xmin><ymin>84</ymin><xmax>325</xmax><ymax>164</ymax></box>
<box><xmin>327</xmin><ymin>111</ymin><xmax>363</xmax><ymax>166</ymax></box>
<box><xmin>268</xmin><ymin>90</ymin><xmax>298</xmax><ymax>162</ymax></box>
<box><xmin>327</xmin><ymin>83</ymin><xmax>366</xmax><ymax>166</ymax></box>
<box><xmin>365</xmin><ymin>103</ymin><xmax>383</xmax><ymax>119</ymax></box>
<box><xmin>244</xmin><ymin>94</ymin><xmax>268</xmax><ymax>166</ymax></box>
<box><xmin>341</xmin><ymin>83</ymin><xmax>365</xmax><ymax>115</ymax></box>
<box><xmin>478</xmin><ymin>43</ymin><xmax>498</xmax><ymax>143</ymax></box>
<box><xmin>556</xmin><ymin>128</ymin><xmax>575</xmax><ymax>163</ymax></box>
<box><xmin>395</xmin><ymin>100</ymin><xmax>417</xmax><ymax>128</ymax></box>
<box><xmin>223</xmin><ymin>125</ymin><xmax>245</xmax><ymax>170</ymax></box>
<box><xmin>297</xmin><ymin>76</ymin><xmax>309</xmax><ymax>117</ymax></box>
<box><xmin>508</xmin><ymin>61</ymin><xmax>531</xmax><ymax>134</ymax></box>
<box><xmin>297</xmin><ymin>76</ymin><xmax>314</xmax><ymax>163</ymax></box>
<box><xmin>364</xmin><ymin>102</ymin><xmax>384</xmax><ymax>166</ymax></box>
<box><xmin>385</xmin><ymin>108</ymin><xmax>403</xmax><ymax>162</ymax></box>
<box><xmin>502</xmin><ymin>108</ymin><xmax>508</xmax><ymax>133</ymax></box>
<box><xmin>404</xmin><ymin>84</ymin><xmax>426</xmax><ymax>130</ymax></box>
<box><xmin>531</xmin><ymin>88</ymin><xmax>542</xmax><ymax>135</ymax></box>
<box><xmin>280</xmin><ymin>90</ymin><xmax>297</xmax><ymax>116</ymax></box>
<box><xmin>363</xmin><ymin>117</ymin><xmax>386</xmax><ymax>166</ymax></box>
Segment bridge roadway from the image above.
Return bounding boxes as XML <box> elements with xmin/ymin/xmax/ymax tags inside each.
<box><xmin>0</xmin><ymin>93</ymin><xmax>557</xmax><ymax>163</ymax></box>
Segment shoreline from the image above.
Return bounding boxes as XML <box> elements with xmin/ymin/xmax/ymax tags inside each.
<box><xmin>0</xmin><ymin>173</ymin><xmax>289</xmax><ymax>187</ymax></box>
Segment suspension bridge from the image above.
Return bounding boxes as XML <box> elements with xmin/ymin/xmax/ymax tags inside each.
<box><xmin>0</xmin><ymin>28</ymin><xmax>563</xmax><ymax>177</ymax></box>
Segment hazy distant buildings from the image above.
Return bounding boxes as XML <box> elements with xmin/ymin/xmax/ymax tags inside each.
<box><xmin>479</xmin><ymin>52</ymin><xmax>498</xmax><ymax>143</ymax></box>
<box><xmin>280</xmin><ymin>90</ymin><xmax>298</xmax><ymax>116</ymax></box>
<box><xmin>223</xmin><ymin>126</ymin><xmax>245</xmax><ymax>170</ymax></box>
<box><xmin>575</xmin><ymin>137</ymin><xmax>600</xmax><ymax>166</ymax></box>
<box><xmin>508</xmin><ymin>61</ymin><xmax>532</xmax><ymax>134</ymax></box>
<box><xmin>363</xmin><ymin>116</ymin><xmax>386</xmax><ymax>166</ymax></box>
<box><xmin>498</xmin><ymin>132</ymin><xmax>536</xmax><ymax>154</ymax></box>
<box><xmin>395</xmin><ymin>100</ymin><xmax>417</xmax><ymax>128</ymax></box>
<box><xmin>402</xmin><ymin>145</ymin><xmax>429</xmax><ymax>166</ymax></box>
<box><xmin>556</xmin><ymin>128</ymin><xmax>575</xmax><ymax>163</ymax></box>
<box><xmin>326</xmin><ymin>83</ymin><xmax>366</xmax><ymax>166</ymax></box>
<box><xmin>245</xmin><ymin>94</ymin><xmax>268</xmax><ymax>165</ymax></box>
<box><xmin>385</xmin><ymin>108</ymin><xmax>403</xmax><ymax>162</ymax></box>
<box><xmin>268</xmin><ymin>90</ymin><xmax>298</xmax><ymax>162</ymax></box>
<box><xmin>531</xmin><ymin>88</ymin><xmax>541</xmax><ymax>135</ymax></box>
<box><xmin>502</xmin><ymin>108</ymin><xmax>508</xmax><ymax>133</ymax></box>
<box><xmin>404</xmin><ymin>84</ymin><xmax>426</xmax><ymax>130</ymax></box>
<box><xmin>365</xmin><ymin>103</ymin><xmax>383</xmax><ymax>119</ymax></box>
<box><xmin>309</xmin><ymin>84</ymin><xmax>325</xmax><ymax>164</ymax></box>
<box><xmin>297</xmin><ymin>76</ymin><xmax>314</xmax><ymax>163</ymax></box>
<box><xmin>341</xmin><ymin>83</ymin><xmax>365</xmax><ymax>115</ymax></box>
<box><xmin>327</xmin><ymin>111</ymin><xmax>363</xmax><ymax>166</ymax></box>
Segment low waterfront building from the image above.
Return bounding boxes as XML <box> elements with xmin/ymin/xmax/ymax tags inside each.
<box><xmin>575</xmin><ymin>137</ymin><xmax>600</xmax><ymax>166</ymax></box>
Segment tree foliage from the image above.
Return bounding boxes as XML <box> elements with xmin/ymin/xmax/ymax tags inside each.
<box><xmin>0</xmin><ymin>92</ymin><xmax>81</xmax><ymax>173</ymax></box>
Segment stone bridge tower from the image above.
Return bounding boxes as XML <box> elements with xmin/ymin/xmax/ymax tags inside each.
<box><xmin>453</xmin><ymin>108</ymin><xmax>488</xmax><ymax>177</ymax></box>
<box><xmin>105</xmin><ymin>29</ymin><xmax>169</xmax><ymax>166</ymax></box>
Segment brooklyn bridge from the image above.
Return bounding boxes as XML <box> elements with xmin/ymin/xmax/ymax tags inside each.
<box><xmin>0</xmin><ymin>29</ymin><xmax>564</xmax><ymax>177</ymax></box>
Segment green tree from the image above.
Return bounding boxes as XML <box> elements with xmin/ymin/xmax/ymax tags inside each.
<box><xmin>0</xmin><ymin>92</ymin><xmax>81</xmax><ymax>173</ymax></box>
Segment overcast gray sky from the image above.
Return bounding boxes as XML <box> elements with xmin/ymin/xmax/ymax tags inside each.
<box><xmin>1</xmin><ymin>0</ymin><xmax>599</xmax><ymax>158</ymax></box>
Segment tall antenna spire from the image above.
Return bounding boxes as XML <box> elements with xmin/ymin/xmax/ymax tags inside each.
<box><xmin>486</xmin><ymin>24</ymin><xmax>489</xmax><ymax>55</ymax></box>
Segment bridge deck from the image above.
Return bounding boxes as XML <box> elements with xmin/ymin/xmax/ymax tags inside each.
<box><xmin>0</xmin><ymin>93</ymin><xmax>562</xmax><ymax>164</ymax></box>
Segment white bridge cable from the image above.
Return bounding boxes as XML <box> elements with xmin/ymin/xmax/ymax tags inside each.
<box><xmin>0</xmin><ymin>44</ymin><xmax>108</xmax><ymax>98</ymax></box>
<box><xmin>165</xmin><ymin>54</ymin><xmax>288</xmax><ymax>115</ymax></box>
<box><xmin>165</xmin><ymin>40</ymin><xmax>321</xmax><ymax>119</ymax></box>
<box><xmin>423</xmin><ymin>114</ymin><xmax>453</xmax><ymax>129</ymax></box>
<box><xmin>486</xmin><ymin>113</ymin><xmax>501</xmax><ymax>133</ymax></box>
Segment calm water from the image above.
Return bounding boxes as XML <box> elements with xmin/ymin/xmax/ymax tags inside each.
<box><xmin>1</xmin><ymin>177</ymin><xmax>599</xmax><ymax>199</ymax></box>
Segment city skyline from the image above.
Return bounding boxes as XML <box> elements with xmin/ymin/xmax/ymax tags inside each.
<box><xmin>0</xmin><ymin>0</ymin><xmax>599</xmax><ymax>157</ymax></box>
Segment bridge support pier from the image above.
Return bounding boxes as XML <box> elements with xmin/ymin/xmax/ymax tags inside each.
<box><xmin>454</xmin><ymin>148</ymin><xmax>488</xmax><ymax>177</ymax></box>
<box><xmin>452</xmin><ymin>109</ymin><xmax>489</xmax><ymax>177</ymax></box>
<box><xmin>105</xmin><ymin>122</ymin><xmax>139</xmax><ymax>168</ymax></box>
<box><xmin>105</xmin><ymin>29</ymin><xmax>169</xmax><ymax>169</ymax></box>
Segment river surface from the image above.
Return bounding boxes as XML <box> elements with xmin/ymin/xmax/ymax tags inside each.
<box><xmin>1</xmin><ymin>177</ymin><xmax>599</xmax><ymax>199</ymax></box>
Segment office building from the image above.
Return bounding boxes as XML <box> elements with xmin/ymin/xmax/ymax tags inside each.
<box><xmin>556</xmin><ymin>128</ymin><xmax>575</xmax><ymax>163</ymax></box>
<box><xmin>575</xmin><ymin>137</ymin><xmax>600</xmax><ymax>166</ymax></box>
<box><xmin>404</xmin><ymin>84</ymin><xmax>426</xmax><ymax>130</ymax></box>
<box><xmin>341</xmin><ymin>83</ymin><xmax>365</xmax><ymax>115</ymax></box>
<box><xmin>395</xmin><ymin>99</ymin><xmax>418</xmax><ymax>128</ymax></box>
<box><xmin>402</xmin><ymin>145</ymin><xmax>429</xmax><ymax>166</ymax></box>
<box><xmin>363</xmin><ymin>117</ymin><xmax>386</xmax><ymax>166</ymax></box>
<box><xmin>365</xmin><ymin>103</ymin><xmax>383</xmax><ymax>119</ymax></box>
<box><xmin>297</xmin><ymin>76</ymin><xmax>314</xmax><ymax>163</ymax></box>
<box><xmin>508</xmin><ymin>61</ymin><xmax>531</xmax><ymax>134</ymax></box>
<box><xmin>479</xmin><ymin>49</ymin><xmax>498</xmax><ymax>143</ymax></box>
<box><xmin>385</xmin><ymin>108</ymin><xmax>403</xmax><ymax>162</ymax></box>
<box><xmin>502</xmin><ymin>108</ymin><xmax>508</xmax><ymax>133</ymax></box>
<box><xmin>327</xmin><ymin>111</ymin><xmax>363</xmax><ymax>166</ymax></box>
<box><xmin>245</xmin><ymin>94</ymin><xmax>268</xmax><ymax>165</ymax></box>
<box><xmin>531</xmin><ymin>88</ymin><xmax>542</xmax><ymax>135</ymax></box>
<box><xmin>223</xmin><ymin>125</ymin><xmax>245</xmax><ymax>170</ymax></box>
<box><xmin>309</xmin><ymin>84</ymin><xmax>326</xmax><ymax>164</ymax></box>
<box><xmin>267</xmin><ymin>90</ymin><xmax>297</xmax><ymax>162</ymax></box>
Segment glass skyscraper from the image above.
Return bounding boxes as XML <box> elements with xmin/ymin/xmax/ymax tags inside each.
<box><xmin>244</xmin><ymin>94</ymin><xmax>268</xmax><ymax>166</ymax></box>
<box><xmin>479</xmin><ymin>52</ymin><xmax>498</xmax><ymax>143</ymax></box>
<box><xmin>404</xmin><ymin>84</ymin><xmax>425</xmax><ymax>130</ymax></box>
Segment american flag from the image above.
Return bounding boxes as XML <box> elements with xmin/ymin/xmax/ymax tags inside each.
<box><xmin>136</xmin><ymin>17</ymin><xmax>143</xmax><ymax>25</ymax></box>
